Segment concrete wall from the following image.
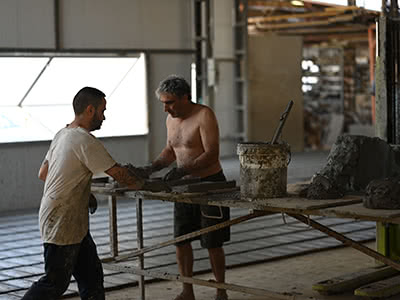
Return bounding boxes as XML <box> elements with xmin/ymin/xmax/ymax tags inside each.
<box><xmin>0</xmin><ymin>0</ymin><xmax>193</xmax><ymax>212</ymax></box>
<box><xmin>248</xmin><ymin>34</ymin><xmax>304</xmax><ymax>151</ymax></box>
<box><xmin>212</xmin><ymin>0</ymin><xmax>238</xmax><ymax>157</ymax></box>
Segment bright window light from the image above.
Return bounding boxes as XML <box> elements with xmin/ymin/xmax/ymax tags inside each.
<box><xmin>356</xmin><ymin>0</ymin><xmax>380</xmax><ymax>11</ymax></box>
<box><xmin>0</xmin><ymin>54</ymin><xmax>148</xmax><ymax>143</ymax></box>
<box><xmin>310</xmin><ymin>65</ymin><xmax>320</xmax><ymax>73</ymax></box>
<box><xmin>302</xmin><ymin>76</ymin><xmax>319</xmax><ymax>84</ymax></box>
<box><xmin>191</xmin><ymin>63</ymin><xmax>197</xmax><ymax>104</ymax></box>
<box><xmin>0</xmin><ymin>57</ymin><xmax>49</xmax><ymax>106</ymax></box>
<box><xmin>0</xmin><ymin>107</ymin><xmax>53</xmax><ymax>143</ymax></box>
<box><xmin>309</xmin><ymin>0</ymin><xmax>347</xmax><ymax>6</ymax></box>
<box><xmin>309</xmin><ymin>0</ymin><xmax>380</xmax><ymax>11</ymax></box>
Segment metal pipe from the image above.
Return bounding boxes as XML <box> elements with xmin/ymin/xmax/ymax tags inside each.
<box><xmin>0</xmin><ymin>48</ymin><xmax>195</xmax><ymax>55</ymax></box>
<box><xmin>18</xmin><ymin>57</ymin><xmax>52</xmax><ymax>107</ymax></box>
<box><xmin>194</xmin><ymin>0</ymin><xmax>202</xmax><ymax>101</ymax></box>
<box><xmin>383</xmin><ymin>0</ymin><xmax>388</xmax><ymax>15</ymax></box>
<box><xmin>54</xmin><ymin>0</ymin><xmax>60</xmax><ymax>50</ymax></box>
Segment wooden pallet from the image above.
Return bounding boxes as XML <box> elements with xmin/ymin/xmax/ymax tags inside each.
<box><xmin>313</xmin><ymin>266</ymin><xmax>398</xmax><ymax>295</ymax></box>
<box><xmin>355</xmin><ymin>274</ymin><xmax>400</xmax><ymax>298</ymax></box>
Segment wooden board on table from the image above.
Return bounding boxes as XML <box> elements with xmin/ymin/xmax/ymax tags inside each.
<box><xmin>312</xmin><ymin>266</ymin><xmax>398</xmax><ymax>295</ymax></box>
<box><xmin>128</xmin><ymin>188</ymin><xmax>362</xmax><ymax>214</ymax></box>
<box><xmin>354</xmin><ymin>274</ymin><xmax>400</xmax><ymax>298</ymax></box>
<box><xmin>172</xmin><ymin>180</ymin><xmax>237</xmax><ymax>193</ymax></box>
<box><xmin>242</xmin><ymin>195</ymin><xmax>362</xmax><ymax>212</ymax></box>
<box><xmin>318</xmin><ymin>203</ymin><xmax>400</xmax><ymax>223</ymax></box>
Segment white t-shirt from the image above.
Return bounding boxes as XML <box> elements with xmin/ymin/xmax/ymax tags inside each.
<box><xmin>39</xmin><ymin>127</ymin><xmax>116</xmax><ymax>245</ymax></box>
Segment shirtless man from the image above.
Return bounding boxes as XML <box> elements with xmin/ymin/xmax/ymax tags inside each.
<box><xmin>139</xmin><ymin>75</ymin><xmax>229</xmax><ymax>300</ymax></box>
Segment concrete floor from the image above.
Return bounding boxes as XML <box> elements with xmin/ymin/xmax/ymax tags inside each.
<box><xmin>69</xmin><ymin>241</ymin><xmax>394</xmax><ymax>300</ymax></box>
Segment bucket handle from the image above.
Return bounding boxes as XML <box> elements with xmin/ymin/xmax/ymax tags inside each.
<box><xmin>287</xmin><ymin>148</ymin><xmax>292</xmax><ymax>166</ymax></box>
<box><xmin>201</xmin><ymin>206</ymin><xmax>224</xmax><ymax>220</ymax></box>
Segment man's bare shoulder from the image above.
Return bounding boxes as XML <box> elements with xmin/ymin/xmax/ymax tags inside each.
<box><xmin>195</xmin><ymin>103</ymin><xmax>216</xmax><ymax>116</ymax></box>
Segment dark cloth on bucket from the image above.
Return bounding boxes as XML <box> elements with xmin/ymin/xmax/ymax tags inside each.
<box><xmin>174</xmin><ymin>170</ymin><xmax>230</xmax><ymax>249</ymax></box>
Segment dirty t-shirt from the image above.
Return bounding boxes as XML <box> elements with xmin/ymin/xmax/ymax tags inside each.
<box><xmin>39</xmin><ymin>127</ymin><xmax>116</xmax><ymax>245</ymax></box>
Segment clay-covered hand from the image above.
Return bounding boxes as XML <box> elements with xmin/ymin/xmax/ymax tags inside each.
<box><xmin>133</xmin><ymin>165</ymin><xmax>155</xmax><ymax>179</ymax></box>
<box><xmin>163</xmin><ymin>167</ymin><xmax>187</xmax><ymax>181</ymax></box>
<box><xmin>89</xmin><ymin>193</ymin><xmax>98</xmax><ymax>214</ymax></box>
<box><xmin>123</xmin><ymin>163</ymin><xmax>153</xmax><ymax>179</ymax></box>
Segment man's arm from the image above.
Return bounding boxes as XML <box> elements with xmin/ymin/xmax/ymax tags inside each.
<box><xmin>105</xmin><ymin>164</ymin><xmax>145</xmax><ymax>190</ymax></box>
<box><xmin>150</xmin><ymin>143</ymin><xmax>176</xmax><ymax>172</ymax></box>
<box><xmin>38</xmin><ymin>160</ymin><xmax>49</xmax><ymax>181</ymax></box>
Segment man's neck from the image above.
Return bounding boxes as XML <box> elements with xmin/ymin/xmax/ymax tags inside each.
<box><xmin>179</xmin><ymin>101</ymin><xmax>196</xmax><ymax>119</ymax></box>
<box><xmin>68</xmin><ymin>117</ymin><xmax>90</xmax><ymax>131</ymax></box>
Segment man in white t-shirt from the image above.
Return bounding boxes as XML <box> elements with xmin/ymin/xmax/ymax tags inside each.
<box><xmin>22</xmin><ymin>87</ymin><xmax>144</xmax><ymax>300</ymax></box>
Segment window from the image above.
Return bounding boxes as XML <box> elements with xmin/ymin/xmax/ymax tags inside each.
<box><xmin>309</xmin><ymin>0</ymin><xmax>380</xmax><ymax>11</ymax></box>
<box><xmin>0</xmin><ymin>54</ymin><xmax>148</xmax><ymax>143</ymax></box>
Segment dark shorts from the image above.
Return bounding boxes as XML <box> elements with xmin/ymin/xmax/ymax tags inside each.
<box><xmin>174</xmin><ymin>170</ymin><xmax>231</xmax><ymax>249</ymax></box>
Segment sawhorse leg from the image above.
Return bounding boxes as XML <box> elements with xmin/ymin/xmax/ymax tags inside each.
<box><xmin>108</xmin><ymin>195</ymin><xmax>118</xmax><ymax>258</ymax></box>
<box><xmin>136</xmin><ymin>197</ymin><xmax>145</xmax><ymax>300</ymax></box>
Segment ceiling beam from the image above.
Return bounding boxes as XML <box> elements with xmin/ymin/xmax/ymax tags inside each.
<box><xmin>256</xmin><ymin>14</ymin><xmax>358</xmax><ymax>30</ymax></box>
<box><xmin>303</xmin><ymin>32</ymin><xmax>368</xmax><ymax>43</ymax></box>
<box><xmin>248</xmin><ymin>6</ymin><xmax>360</xmax><ymax>24</ymax></box>
<box><xmin>273</xmin><ymin>25</ymin><xmax>368</xmax><ymax>35</ymax></box>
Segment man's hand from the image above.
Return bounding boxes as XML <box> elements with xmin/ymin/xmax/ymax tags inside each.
<box><xmin>123</xmin><ymin>163</ymin><xmax>153</xmax><ymax>179</ymax></box>
<box><xmin>163</xmin><ymin>167</ymin><xmax>187</xmax><ymax>181</ymax></box>
<box><xmin>89</xmin><ymin>193</ymin><xmax>98</xmax><ymax>214</ymax></box>
<box><xmin>132</xmin><ymin>165</ymin><xmax>154</xmax><ymax>179</ymax></box>
<box><xmin>105</xmin><ymin>164</ymin><xmax>145</xmax><ymax>190</ymax></box>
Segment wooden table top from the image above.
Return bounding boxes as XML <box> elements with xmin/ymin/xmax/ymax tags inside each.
<box><xmin>92</xmin><ymin>183</ymin><xmax>400</xmax><ymax>224</ymax></box>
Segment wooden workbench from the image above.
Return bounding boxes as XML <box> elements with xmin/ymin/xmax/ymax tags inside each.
<box><xmin>91</xmin><ymin>183</ymin><xmax>400</xmax><ymax>300</ymax></box>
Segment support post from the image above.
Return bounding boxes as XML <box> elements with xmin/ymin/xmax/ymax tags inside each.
<box><xmin>136</xmin><ymin>198</ymin><xmax>145</xmax><ymax>300</ymax></box>
<box><xmin>108</xmin><ymin>195</ymin><xmax>118</xmax><ymax>257</ymax></box>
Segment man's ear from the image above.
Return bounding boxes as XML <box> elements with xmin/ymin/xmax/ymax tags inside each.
<box><xmin>86</xmin><ymin>104</ymin><xmax>95</xmax><ymax>116</ymax></box>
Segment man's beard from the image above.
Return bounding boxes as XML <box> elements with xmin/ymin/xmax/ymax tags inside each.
<box><xmin>90</xmin><ymin>116</ymin><xmax>102</xmax><ymax>131</ymax></box>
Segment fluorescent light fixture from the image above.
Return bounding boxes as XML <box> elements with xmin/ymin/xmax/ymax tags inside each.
<box><xmin>291</xmin><ymin>0</ymin><xmax>305</xmax><ymax>6</ymax></box>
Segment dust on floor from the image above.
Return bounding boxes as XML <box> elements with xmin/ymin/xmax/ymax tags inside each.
<box><xmin>67</xmin><ymin>241</ymin><xmax>399</xmax><ymax>300</ymax></box>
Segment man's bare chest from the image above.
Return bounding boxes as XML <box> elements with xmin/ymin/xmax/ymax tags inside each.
<box><xmin>168</xmin><ymin>123</ymin><xmax>201</xmax><ymax>148</ymax></box>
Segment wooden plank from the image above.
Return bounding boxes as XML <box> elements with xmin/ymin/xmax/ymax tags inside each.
<box><xmin>103</xmin><ymin>262</ymin><xmax>318</xmax><ymax>300</ymax></box>
<box><xmin>135</xmin><ymin>198</ymin><xmax>145</xmax><ymax>300</ymax></box>
<box><xmin>318</xmin><ymin>203</ymin><xmax>400</xmax><ymax>223</ymax></box>
<box><xmin>108</xmin><ymin>195</ymin><xmax>118</xmax><ymax>258</ymax></box>
<box><xmin>243</xmin><ymin>195</ymin><xmax>362</xmax><ymax>211</ymax></box>
<box><xmin>128</xmin><ymin>189</ymin><xmax>361</xmax><ymax>210</ymax></box>
<box><xmin>277</xmin><ymin>25</ymin><xmax>368</xmax><ymax>35</ymax></box>
<box><xmin>354</xmin><ymin>274</ymin><xmax>400</xmax><ymax>298</ymax></box>
<box><xmin>96</xmin><ymin>185</ymin><xmax>400</xmax><ymax>224</ymax></box>
<box><xmin>256</xmin><ymin>14</ymin><xmax>357</xmax><ymax>30</ymax></box>
<box><xmin>312</xmin><ymin>266</ymin><xmax>399</xmax><ymax>295</ymax></box>
<box><xmin>103</xmin><ymin>211</ymin><xmax>269</xmax><ymax>263</ymax></box>
<box><xmin>290</xmin><ymin>214</ymin><xmax>400</xmax><ymax>272</ymax></box>
<box><xmin>172</xmin><ymin>180</ymin><xmax>237</xmax><ymax>193</ymax></box>
<box><xmin>248</xmin><ymin>6</ymin><xmax>360</xmax><ymax>24</ymax></box>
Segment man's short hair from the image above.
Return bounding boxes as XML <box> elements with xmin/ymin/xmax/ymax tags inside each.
<box><xmin>155</xmin><ymin>75</ymin><xmax>192</xmax><ymax>101</ymax></box>
<box><xmin>73</xmin><ymin>87</ymin><xmax>105</xmax><ymax>115</ymax></box>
